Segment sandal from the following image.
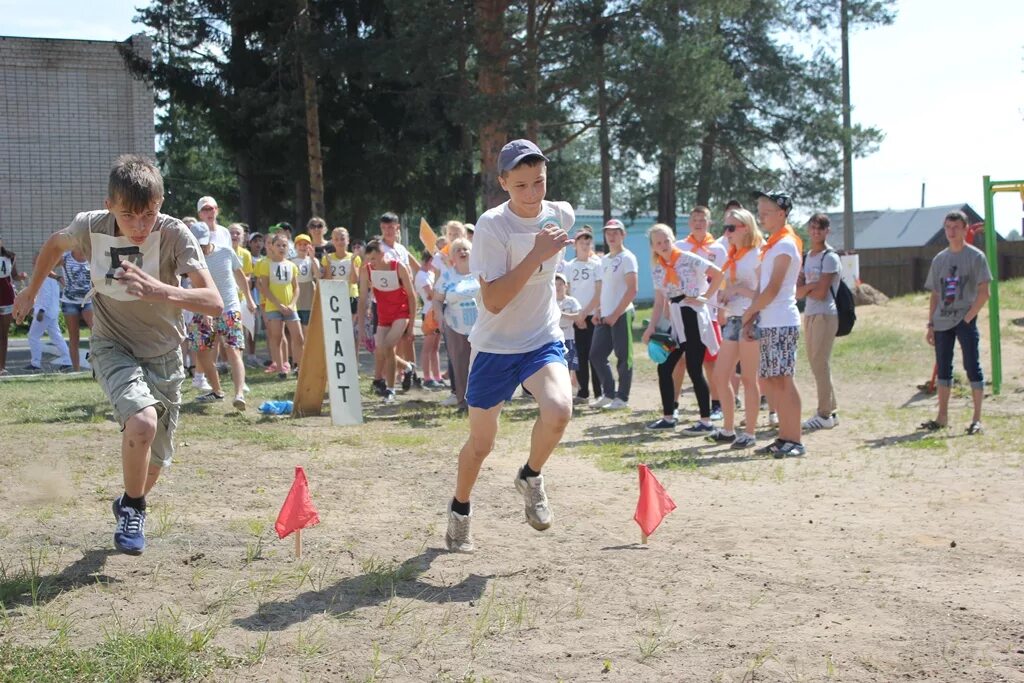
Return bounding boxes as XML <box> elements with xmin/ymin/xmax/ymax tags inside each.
<box><xmin>919</xmin><ymin>420</ymin><xmax>945</xmax><ymax>431</ymax></box>
<box><xmin>965</xmin><ymin>421</ymin><xmax>983</xmax><ymax>435</ymax></box>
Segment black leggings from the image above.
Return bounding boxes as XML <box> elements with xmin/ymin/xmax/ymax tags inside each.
<box><xmin>573</xmin><ymin>315</ymin><xmax>602</xmax><ymax>398</ymax></box>
<box><xmin>657</xmin><ymin>306</ymin><xmax>710</xmax><ymax>418</ymax></box>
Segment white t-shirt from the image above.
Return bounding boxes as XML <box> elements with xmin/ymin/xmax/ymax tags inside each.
<box><xmin>291</xmin><ymin>255</ymin><xmax>317</xmax><ymax>284</ymax></box>
<box><xmin>205</xmin><ymin>246</ymin><xmax>244</xmax><ymax>312</ymax></box>
<box><xmin>558</xmin><ymin>295</ymin><xmax>582</xmax><ymax>339</ymax></box>
<box><xmin>598</xmin><ymin>249</ymin><xmax>638</xmax><ymax>317</ymax></box>
<box><xmin>676</xmin><ymin>237</ymin><xmax>727</xmax><ymax>313</ymax></box>
<box><xmin>414</xmin><ymin>268</ymin><xmax>435</xmax><ymax>317</ymax></box>
<box><xmin>208</xmin><ymin>224</ymin><xmax>232</xmax><ymax>251</ymax></box>
<box><xmin>381</xmin><ymin>240</ymin><xmax>412</xmax><ymax>268</ymax></box>
<box><xmin>651</xmin><ymin>250</ymin><xmax>713</xmax><ymax>300</ymax></box>
<box><xmin>566</xmin><ymin>255</ymin><xmax>601</xmax><ymax>314</ymax></box>
<box><xmin>723</xmin><ymin>249</ymin><xmax>760</xmax><ymax>318</ymax></box>
<box><xmin>758</xmin><ymin>237</ymin><xmax>802</xmax><ymax>328</ymax></box>
<box><xmin>468</xmin><ymin>200</ymin><xmax>574</xmax><ymax>354</ymax></box>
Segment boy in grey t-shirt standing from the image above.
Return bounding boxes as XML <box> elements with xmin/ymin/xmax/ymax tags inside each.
<box><xmin>922</xmin><ymin>210</ymin><xmax>991</xmax><ymax>435</ymax></box>
<box><xmin>13</xmin><ymin>155</ymin><xmax>223</xmax><ymax>555</ymax></box>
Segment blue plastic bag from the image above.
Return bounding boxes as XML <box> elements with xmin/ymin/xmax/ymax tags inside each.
<box><xmin>258</xmin><ymin>400</ymin><xmax>293</xmax><ymax>415</ymax></box>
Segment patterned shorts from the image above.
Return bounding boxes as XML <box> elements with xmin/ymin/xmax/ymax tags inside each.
<box><xmin>189</xmin><ymin>310</ymin><xmax>245</xmax><ymax>351</ymax></box>
<box><xmin>758</xmin><ymin>325</ymin><xmax>799</xmax><ymax>377</ymax></box>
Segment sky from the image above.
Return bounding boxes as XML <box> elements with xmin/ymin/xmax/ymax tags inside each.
<box><xmin>3</xmin><ymin>0</ymin><xmax>1023</xmax><ymax>236</ymax></box>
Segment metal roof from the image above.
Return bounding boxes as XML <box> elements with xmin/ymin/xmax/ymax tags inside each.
<box><xmin>853</xmin><ymin>204</ymin><xmax>983</xmax><ymax>249</ymax></box>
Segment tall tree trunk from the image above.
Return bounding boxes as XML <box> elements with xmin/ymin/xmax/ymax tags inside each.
<box><xmin>476</xmin><ymin>0</ymin><xmax>510</xmax><ymax>209</ymax></box>
<box><xmin>657</xmin><ymin>153</ymin><xmax>677</xmax><ymax>229</ymax></box>
<box><xmin>524</xmin><ymin>0</ymin><xmax>539</xmax><ymax>142</ymax></box>
<box><xmin>695</xmin><ymin>121</ymin><xmax>718</xmax><ymax>208</ymax></box>
<box><xmin>297</xmin><ymin>0</ymin><xmax>325</xmax><ymax>220</ymax></box>
<box><xmin>595</xmin><ymin>27</ymin><xmax>611</xmax><ymax>223</ymax></box>
<box><xmin>458</xmin><ymin>1</ymin><xmax>477</xmax><ymax>221</ymax></box>
<box><xmin>236</xmin><ymin>152</ymin><xmax>260</xmax><ymax>230</ymax></box>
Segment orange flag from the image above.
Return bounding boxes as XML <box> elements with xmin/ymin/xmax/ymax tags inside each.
<box><xmin>419</xmin><ymin>218</ymin><xmax>438</xmax><ymax>255</ymax></box>
<box><xmin>634</xmin><ymin>463</ymin><xmax>676</xmax><ymax>538</ymax></box>
<box><xmin>275</xmin><ymin>466</ymin><xmax>320</xmax><ymax>539</ymax></box>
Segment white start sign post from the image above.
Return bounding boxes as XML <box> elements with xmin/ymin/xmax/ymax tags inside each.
<box><xmin>318</xmin><ymin>280</ymin><xmax>363</xmax><ymax>425</ymax></box>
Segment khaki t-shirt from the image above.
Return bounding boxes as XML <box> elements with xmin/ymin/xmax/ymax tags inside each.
<box><xmin>60</xmin><ymin>210</ymin><xmax>207</xmax><ymax>358</ymax></box>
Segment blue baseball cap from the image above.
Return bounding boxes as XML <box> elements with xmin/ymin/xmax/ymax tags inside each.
<box><xmin>189</xmin><ymin>221</ymin><xmax>211</xmax><ymax>245</ymax></box>
<box><xmin>498</xmin><ymin>139</ymin><xmax>548</xmax><ymax>173</ymax></box>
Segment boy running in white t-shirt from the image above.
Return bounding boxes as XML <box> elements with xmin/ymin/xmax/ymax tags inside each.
<box><xmin>446</xmin><ymin>139</ymin><xmax>575</xmax><ymax>553</ymax></box>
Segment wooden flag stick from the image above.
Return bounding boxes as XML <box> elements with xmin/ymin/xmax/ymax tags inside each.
<box><xmin>641</xmin><ymin>533</ymin><xmax>648</xmax><ymax>545</ymax></box>
<box><xmin>295</xmin><ymin>529</ymin><xmax>303</xmax><ymax>559</ymax></box>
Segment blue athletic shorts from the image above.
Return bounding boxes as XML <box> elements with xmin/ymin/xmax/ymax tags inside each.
<box><xmin>465</xmin><ymin>340</ymin><xmax>566</xmax><ymax>410</ymax></box>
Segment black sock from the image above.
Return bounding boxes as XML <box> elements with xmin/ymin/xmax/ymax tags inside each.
<box><xmin>520</xmin><ymin>463</ymin><xmax>540</xmax><ymax>479</ymax></box>
<box><xmin>711</xmin><ymin>399</ymin><xmax>721</xmax><ymax>410</ymax></box>
<box><xmin>121</xmin><ymin>493</ymin><xmax>146</xmax><ymax>512</ymax></box>
<box><xmin>450</xmin><ymin>497</ymin><xmax>470</xmax><ymax>516</ymax></box>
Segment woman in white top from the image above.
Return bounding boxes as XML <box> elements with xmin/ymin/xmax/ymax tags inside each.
<box><xmin>415</xmin><ymin>251</ymin><xmax>442</xmax><ymax>388</ymax></box>
<box><xmin>640</xmin><ymin>224</ymin><xmax>723</xmax><ymax>433</ymax></box>
<box><xmin>709</xmin><ymin>209</ymin><xmax>764</xmax><ymax>448</ymax></box>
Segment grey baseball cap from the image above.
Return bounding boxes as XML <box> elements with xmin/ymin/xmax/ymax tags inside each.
<box><xmin>498</xmin><ymin>139</ymin><xmax>548</xmax><ymax>173</ymax></box>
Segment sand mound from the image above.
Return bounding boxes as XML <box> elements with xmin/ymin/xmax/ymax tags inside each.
<box><xmin>855</xmin><ymin>282</ymin><xmax>889</xmax><ymax>306</ymax></box>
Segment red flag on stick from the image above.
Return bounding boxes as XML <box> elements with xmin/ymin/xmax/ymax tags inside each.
<box><xmin>634</xmin><ymin>463</ymin><xmax>676</xmax><ymax>542</ymax></box>
<box><xmin>275</xmin><ymin>466</ymin><xmax>320</xmax><ymax>539</ymax></box>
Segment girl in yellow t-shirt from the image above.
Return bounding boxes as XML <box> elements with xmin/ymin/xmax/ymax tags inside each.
<box><xmin>255</xmin><ymin>232</ymin><xmax>304</xmax><ymax>378</ymax></box>
<box><xmin>321</xmin><ymin>226</ymin><xmax>361</xmax><ymax>313</ymax></box>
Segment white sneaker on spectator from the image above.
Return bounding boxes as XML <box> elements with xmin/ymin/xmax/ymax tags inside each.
<box><xmin>192</xmin><ymin>375</ymin><xmax>212</xmax><ymax>393</ymax></box>
<box><xmin>802</xmin><ymin>414</ymin><xmax>835</xmax><ymax>431</ymax></box>
<box><xmin>590</xmin><ymin>396</ymin><xmax>613</xmax><ymax>409</ymax></box>
<box><xmin>604</xmin><ymin>398</ymin><xmax>629</xmax><ymax>410</ymax></box>
<box><xmin>440</xmin><ymin>394</ymin><xmax>459</xmax><ymax>407</ymax></box>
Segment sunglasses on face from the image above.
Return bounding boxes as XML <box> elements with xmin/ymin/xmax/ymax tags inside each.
<box><xmin>723</xmin><ymin>224</ymin><xmax>739</xmax><ymax>233</ymax></box>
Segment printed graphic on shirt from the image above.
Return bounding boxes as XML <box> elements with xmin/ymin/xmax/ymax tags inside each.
<box><xmin>941</xmin><ymin>265</ymin><xmax>961</xmax><ymax>308</ymax></box>
<box><xmin>89</xmin><ymin>231</ymin><xmax>161</xmax><ymax>301</ymax></box>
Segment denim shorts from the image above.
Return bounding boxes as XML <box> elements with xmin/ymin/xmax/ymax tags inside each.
<box><xmin>298</xmin><ymin>309</ymin><xmax>311</xmax><ymax>326</ymax></box>
<box><xmin>61</xmin><ymin>300</ymin><xmax>93</xmax><ymax>316</ymax></box>
<box><xmin>564</xmin><ymin>339</ymin><xmax>579</xmax><ymax>371</ymax></box>
<box><xmin>934</xmin><ymin>318</ymin><xmax>983</xmax><ymax>389</ymax></box>
<box><xmin>466</xmin><ymin>340</ymin><xmax>566</xmax><ymax>410</ymax></box>
<box><xmin>264</xmin><ymin>309</ymin><xmax>300</xmax><ymax>323</ymax></box>
<box><xmin>722</xmin><ymin>315</ymin><xmax>761</xmax><ymax>342</ymax></box>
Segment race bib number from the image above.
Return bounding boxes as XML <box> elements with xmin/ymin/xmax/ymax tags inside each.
<box><xmin>295</xmin><ymin>258</ymin><xmax>314</xmax><ymax>283</ymax></box>
<box><xmin>271</xmin><ymin>261</ymin><xmax>293</xmax><ymax>285</ymax></box>
<box><xmin>330</xmin><ymin>257</ymin><xmax>351</xmax><ymax>279</ymax></box>
<box><xmin>373</xmin><ymin>268</ymin><xmax>400</xmax><ymax>292</ymax></box>
<box><xmin>0</xmin><ymin>256</ymin><xmax>10</xmax><ymax>278</ymax></box>
<box><xmin>88</xmin><ymin>231</ymin><xmax>161</xmax><ymax>302</ymax></box>
<box><xmin>570</xmin><ymin>262</ymin><xmax>593</xmax><ymax>282</ymax></box>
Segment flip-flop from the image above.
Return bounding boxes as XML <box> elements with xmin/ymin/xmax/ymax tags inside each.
<box><xmin>965</xmin><ymin>421</ymin><xmax>983</xmax><ymax>435</ymax></box>
<box><xmin>919</xmin><ymin>420</ymin><xmax>945</xmax><ymax>431</ymax></box>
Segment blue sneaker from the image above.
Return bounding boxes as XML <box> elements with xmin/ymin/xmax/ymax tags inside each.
<box><xmin>681</xmin><ymin>421</ymin><xmax>715</xmax><ymax>436</ymax></box>
<box><xmin>112</xmin><ymin>497</ymin><xmax>146</xmax><ymax>555</ymax></box>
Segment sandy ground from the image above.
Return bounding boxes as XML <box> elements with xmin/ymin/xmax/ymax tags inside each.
<box><xmin>1</xmin><ymin>294</ymin><xmax>1023</xmax><ymax>682</ymax></box>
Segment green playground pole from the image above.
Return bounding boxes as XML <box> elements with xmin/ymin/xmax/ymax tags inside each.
<box><xmin>981</xmin><ymin>175</ymin><xmax>1001</xmax><ymax>395</ymax></box>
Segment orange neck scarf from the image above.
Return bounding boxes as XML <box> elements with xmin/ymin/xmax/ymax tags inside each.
<box><xmin>760</xmin><ymin>224</ymin><xmax>802</xmax><ymax>259</ymax></box>
<box><xmin>656</xmin><ymin>247</ymin><xmax>684</xmax><ymax>287</ymax></box>
<box><xmin>685</xmin><ymin>232</ymin><xmax>715</xmax><ymax>254</ymax></box>
<box><xmin>723</xmin><ymin>244</ymin><xmax>753</xmax><ymax>282</ymax></box>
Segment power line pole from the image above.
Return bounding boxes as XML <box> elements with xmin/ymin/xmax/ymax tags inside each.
<box><xmin>841</xmin><ymin>0</ymin><xmax>854</xmax><ymax>251</ymax></box>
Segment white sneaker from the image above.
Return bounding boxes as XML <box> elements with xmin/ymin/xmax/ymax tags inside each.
<box><xmin>440</xmin><ymin>394</ymin><xmax>459</xmax><ymax>407</ymax></box>
<box><xmin>604</xmin><ymin>398</ymin><xmax>629</xmax><ymax>410</ymax></box>
<box><xmin>514</xmin><ymin>468</ymin><xmax>552</xmax><ymax>530</ymax></box>
<box><xmin>802</xmin><ymin>414</ymin><xmax>835</xmax><ymax>431</ymax></box>
<box><xmin>192</xmin><ymin>375</ymin><xmax>212</xmax><ymax>393</ymax></box>
<box><xmin>445</xmin><ymin>502</ymin><xmax>474</xmax><ymax>553</ymax></box>
<box><xmin>233</xmin><ymin>394</ymin><xmax>246</xmax><ymax>411</ymax></box>
<box><xmin>589</xmin><ymin>396</ymin><xmax>613</xmax><ymax>409</ymax></box>
<box><xmin>768</xmin><ymin>411</ymin><xmax>779</xmax><ymax>427</ymax></box>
